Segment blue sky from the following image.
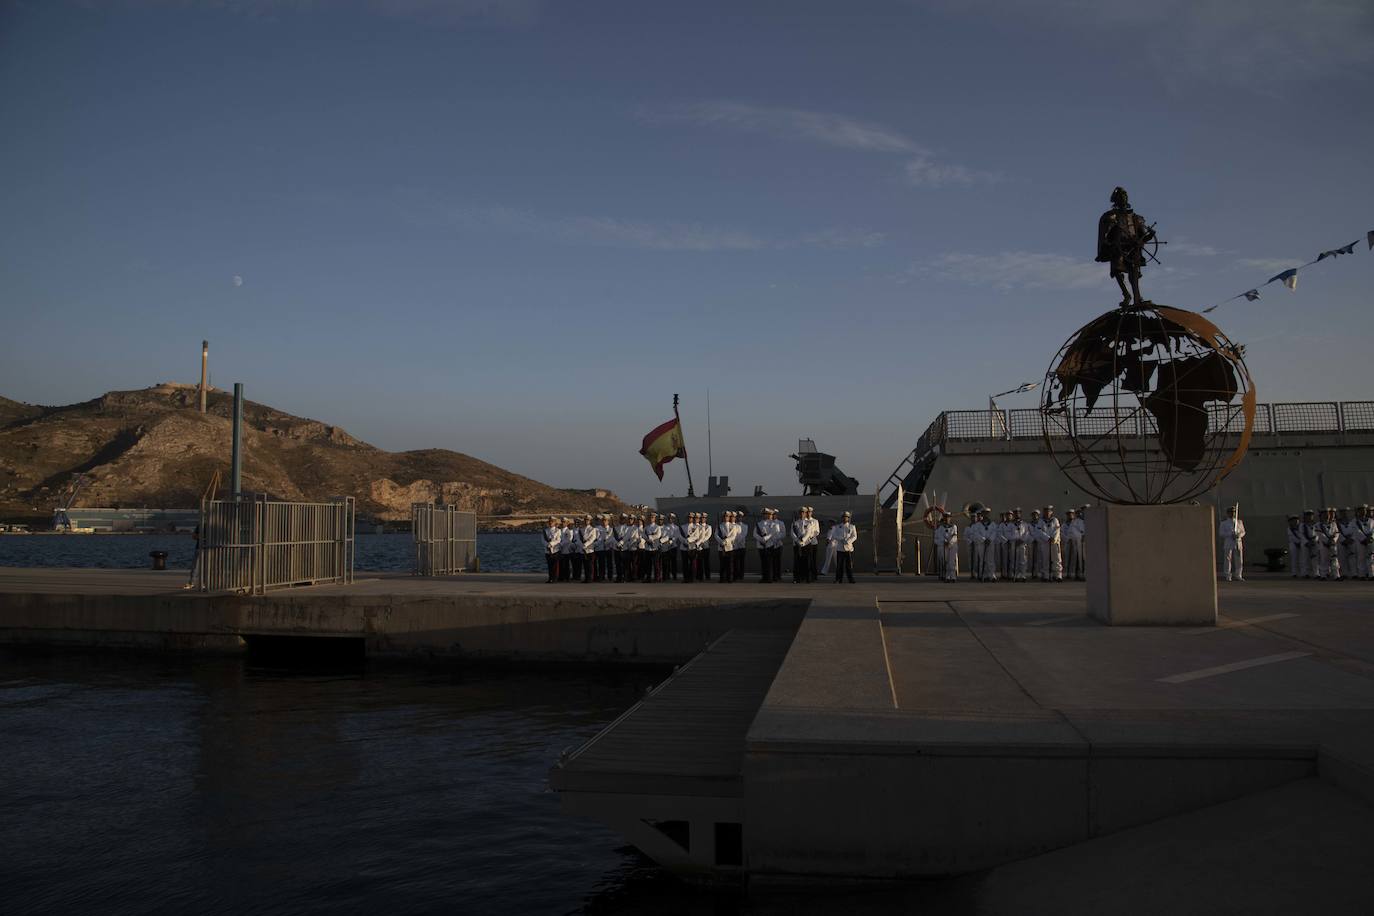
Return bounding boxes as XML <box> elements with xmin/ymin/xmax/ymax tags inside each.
<box><xmin>2</xmin><ymin>0</ymin><xmax>1371</xmax><ymax>502</ymax></box>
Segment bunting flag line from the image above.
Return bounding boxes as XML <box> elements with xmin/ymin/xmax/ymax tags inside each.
<box><xmin>1200</xmin><ymin>225</ymin><xmax>1373</xmax><ymax>314</ymax></box>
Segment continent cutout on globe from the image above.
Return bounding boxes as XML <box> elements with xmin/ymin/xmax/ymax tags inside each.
<box><xmin>1141</xmin><ymin>352</ymin><xmax>1239</xmax><ymax>471</ymax></box>
<box><xmin>1052</xmin><ymin>307</ymin><xmax>1242</xmax><ymax>473</ymax></box>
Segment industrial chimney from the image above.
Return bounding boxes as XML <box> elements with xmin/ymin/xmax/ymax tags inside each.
<box><xmin>199</xmin><ymin>340</ymin><xmax>208</xmax><ymax>413</ymax></box>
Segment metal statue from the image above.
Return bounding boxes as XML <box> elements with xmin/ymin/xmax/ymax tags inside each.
<box><xmin>1095</xmin><ymin>186</ymin><xmax>1162</xmax><ymax>308</ymax></box>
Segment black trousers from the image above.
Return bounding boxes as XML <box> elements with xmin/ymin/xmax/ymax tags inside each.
<box><xmin>768</xmin><ymin>547</ymin><xmax>782</xmax><ymax>582</ymax></box>
<box><xmin>702</xmin><ymin>549</ymin><xmax>712</xmax><ymax>579</ymax></box>
<box><xmin>570</xmin><ymin>554</ymin><xmax>583</xmax><ymax>581</ymax></box>
<box><xmin>719</xmin><ymin>550</ymin><xmax>733</xmax><ymax>582</ymax></box>
<box><xmin>682</xmin><ymin>550</ymin><xmax>694</xmax><ymax>582</ymax></box>
<box><xmin>546</xmin><ymin>554</ymin><xmax>559</xmax><ymax>582</ymax></box>
<box><xmin>792</xmin><ymin>547</ymin><xmax>802</xmax><ymax>582</ymax></box>
<box><xmin>759</xmin><ymin>546</ymin><xmax>772</xmax><ymax>582</ymax></box>
<box><xmin>595</xmin><ymin>551</ymin><xmax>610</xmax><ymax>581</ymax></box>
<box><xmin>803</xmin><ymin>545</ymin><xmax>818</xmax><ymax>582</ymax></box>
<box><xmin>834</xmin><ymin>551</ymin><xmax>855</xmax><ymax>582</ymax></box>
<box><xmin>613</xmin><ymin>551</ymin><xmax>624</xmax><ymax>582</ymax></box>
<box><xmin>664</xmin><ymin>549</ymin><xmax>677</xmax><ymax>580</ymax></box>
<box><xmin>732</xmin><ymin>549</ymin><xmax>745</xmax><ymax>581</ymax></box>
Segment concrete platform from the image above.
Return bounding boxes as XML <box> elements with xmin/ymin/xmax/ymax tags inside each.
<box><xmin>3</xmin><ymin>566</ymin><xmax>1373</xmax><ymax>889</ymax></box>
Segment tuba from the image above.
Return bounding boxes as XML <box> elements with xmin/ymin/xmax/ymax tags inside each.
<box><xmin>961</xmin><ymin>501</ymin><xmax>986</xmax><ymax>521</ymax></box>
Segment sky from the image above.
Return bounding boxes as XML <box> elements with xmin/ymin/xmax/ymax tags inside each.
<box><xmin>1</xmin><ymin>0</ymin><xmax>1372</xmax><ymax>503</ymax></box>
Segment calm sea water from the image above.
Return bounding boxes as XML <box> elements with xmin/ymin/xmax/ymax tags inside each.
<box><xmin>0</xmin><ymin>531</ymin><xmax>543</xmax><ymax>573</ymax></box>
<box><xmin>0</xmin><ymin>650</ymin><xmax>705</xmax><ymax>915</ymax></box>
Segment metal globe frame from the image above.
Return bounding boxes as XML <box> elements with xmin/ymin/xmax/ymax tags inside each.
<box><xmin>1039</xmin><ymin>305</ymin><xmax>1256</xmax><ymax>505</ymax></box>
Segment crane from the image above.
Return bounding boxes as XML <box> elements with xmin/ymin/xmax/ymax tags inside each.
<box><xmin>52</xmin><ymin>474</ymin><xmax>88</xmax><ymax>532</ymax></box>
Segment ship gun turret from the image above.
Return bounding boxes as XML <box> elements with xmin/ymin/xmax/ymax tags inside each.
<box><xmin>790</xmin><ymin>439</ymin><xmax>859</xmax><ymax>496</ymax></box>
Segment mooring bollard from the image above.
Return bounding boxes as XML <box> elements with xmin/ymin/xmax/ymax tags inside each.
<box><xmin>149</xmin><ymin>550</ymin><xmax>168</xmax><ymax>571</ymax></box>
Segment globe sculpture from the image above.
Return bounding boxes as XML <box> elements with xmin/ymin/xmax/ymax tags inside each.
<box><xmin>1039</xmin><ymin>304</ymin><xmax>1255</xmax><ymax>505</ymax></box>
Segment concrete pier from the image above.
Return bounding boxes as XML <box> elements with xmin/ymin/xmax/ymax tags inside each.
<box><xmin>3</xmin><ymin>566</ymin><xmax>1373</xmax><ymax>897</ymax></box>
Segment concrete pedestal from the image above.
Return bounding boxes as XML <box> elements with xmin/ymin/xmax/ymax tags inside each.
<box><xmin>1087</xmin><ymin>503</ymin><xmax>1217</xmax><ymax>626</ymax></box>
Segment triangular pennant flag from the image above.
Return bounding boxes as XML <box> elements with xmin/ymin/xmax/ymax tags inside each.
<box><xmin>1243</xmin><ymin>289</ymin><xmax>1261</xmax><ymax>301</ymax></box>
<box><xmin>1317</xmin><ymin>241</ymin><xmax>1358</xmax><ymax>261</ymax></box>
<box><xmin>1368</xmin><ymin>229</ymin><xmax>1374</xmax><ymax>251</ymax></box>
<box><xmin>1281</xmin><ymin>271</ymin><xmax>1298</xmax><ymax>291</ymax></box>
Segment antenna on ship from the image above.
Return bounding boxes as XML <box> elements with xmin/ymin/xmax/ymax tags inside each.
<box><xmin>706</xmin><ymin>389</ymin><xmax>713</xmax><ymax>482</ymax></box>
<box><xmin>199</xmin><ymin>340</ymin><xmax>209</xmax><ymax>413</ymax></box>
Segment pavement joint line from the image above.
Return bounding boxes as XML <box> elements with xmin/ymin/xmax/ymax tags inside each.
<box><xmin>946</xmin><ymin>600</ymin><xmax>1044</xmax><ymax>709</ymax></box>
<box><xmin>1025</xmin><ymin>613</ymin><xmax>1084</xmax><ymax>627</ymax></box>
<box><xmin>874</xmin><ymin>598</ymin><xmax>900</xmax><ymax>710</ymax></box>
<box><xmin>1158</xmin><ymin>651</ymin><xmax>1312</xmax><ymax>684</ymax></box>
<box><xmin>1185</xmin><ymin>612</ymin><xmax>1300</xmax><ymax>634</ymax></box>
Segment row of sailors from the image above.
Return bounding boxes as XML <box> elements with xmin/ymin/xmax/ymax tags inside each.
<box><xmin>542</xmin><ymin>507</ymin><xmax>857</xmax><ymax>584</ymax></box>
<box><xmin>1285</xmin><ymin>506</ymin><xmax>1374</xmax><ymax>581</ymax></box>
<box><xmin>930</xmin><ymin>507</ymin><xmax>1087</xmax><ymax>583</ymax></box>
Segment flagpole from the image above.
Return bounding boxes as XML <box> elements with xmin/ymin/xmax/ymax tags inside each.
<box><xmin>674</xmin><ymin>393</ymin><xmax>695</xmax><ymax>497</ymax></box>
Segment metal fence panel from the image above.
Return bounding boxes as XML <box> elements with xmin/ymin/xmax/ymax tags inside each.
<box><xmin>196</xmin><ymin>496</ymin><xmax>354</xmax><ymax>594</ymax></box>
<box><xmin>412</xmin><ymin>503</ymin><xmax>478</xmax><ymax>575</ymax></box>
<box><xmin>1272</xmin><ymin>402</ymin><xmax>1339</xmax><ymax>433</ymax></box>
<box><xmin>1340</xmin><ymin>401</ymin><xmax>1374</xmax><ymax>432</ymax></box>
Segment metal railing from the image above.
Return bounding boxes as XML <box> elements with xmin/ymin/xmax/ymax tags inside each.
<box><xmin>931</xmin><ymin>400</ymin><xmax>1372</xmax><ymax>445</ymax></box>
<box><xmin>412</xmin><ymin>503</ymin><xmax>477</xmax><ymax>575</ymax></box>
<box><xmin>196</xmin><ymin>495</ymin><xmax>355</xmax><ymax>594</ymax></box>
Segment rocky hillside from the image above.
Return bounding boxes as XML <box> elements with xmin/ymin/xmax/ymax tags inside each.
<box><xmin>0</xmin><ymin>385</ymin><xmax>625</xmax><ymax>525</ymax></box>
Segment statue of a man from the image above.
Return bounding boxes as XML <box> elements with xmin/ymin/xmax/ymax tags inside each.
<box><xmin>1096</xmin><ymin>186</ymin><xmax>1155</xmax><ymax>307</ymax></box>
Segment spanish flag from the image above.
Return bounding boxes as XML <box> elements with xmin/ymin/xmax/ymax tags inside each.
<box><xmin>640</xmin><ymin>418</ymin><xmax>686</xmax><ymax>481</ymax></box>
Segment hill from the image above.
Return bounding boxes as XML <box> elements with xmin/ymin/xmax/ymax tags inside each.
<box><xmin>0</xmin><ymin>384</ymin><xmax>626</xmax><ymax>525</ymax></box>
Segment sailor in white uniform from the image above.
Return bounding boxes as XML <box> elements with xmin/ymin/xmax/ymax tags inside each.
<box><xmin>558</xmin><ymin>517</ymin><xmax>577</xmax><ymax>581</ymax></box>
<box><xmin>595</xmin><ymin>514</ymin><xmax>616</xmax><ymax>582</ymax></box>
<box><xmin>1009</xmin><ymin>509</ymin><xmax>1029</xmax><ymax>582</ymax></box>
<box><xmin>934</xmin><ymin>512</ymin><xmax>959</xmax><ymax>581</ymax></box>
<box><xmin>1316</xmin><ymin>507</ymin><xmax>1342</xmax><ymax>580</ymax></box>
<box><xmin>716</xmin><ymin>511</ymin><xmax>735</xmax><ymax>583</ymax></box>
<box><xmin>1338</xmin><ymin>508</ymin><xmax>1359</xmax><ymax>581</ymax></box>
<box><xmin>830</xmin><ymin>511</ymin><xmax>858</xmax><ymax>583</ymax></box>
<box><xmin>1041</xmin><ymin>506</ymin><xmax>1064</xmax><ymax>582</ymax></box>
<box><xmin>964</xmin><ymin>512</ymin><xmax>985</xmax><ymax>581</ymax></box>
<box><xmin>578</xmin><ymin>515</ymin><xmax>597</xmax><ymax>583</ymax></box>
<box><xmin>1063</xmin><ymin>509</ymin><xmax>1085</xmax><ymax>581</ymax></box>
<box><xmin>543</xmin><ymin>516</ymin><xmax>563</xmax><ymax>583</ymax></box>
<box><xmin>1218</xmin><ymin>506</ymin><xmax>1245</xmax><ymax>581</ymax></box>
<box><xmin>1354</xmin><ymin>505</ymin><xmax>1374</xmax><ymax>581</ymax></box>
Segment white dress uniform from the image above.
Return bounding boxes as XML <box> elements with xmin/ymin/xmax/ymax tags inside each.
<box><xmin>934</xmin><ymin>522</ymin><xmax>959</xmax><ymax>581</ymax></box>
<box><xmin>1339</xmin><ymin>514</ymin><xmax>1360</xmax><ymax>579</ymax></box>
<box><xmin>1218</xmin><ymin>516</ymin><xmax>1245</xmax><ymax>581</ymax></box>
<box><xmin>965</xmin><ymin>520</ymin><xmax>985</xmax><ymax>580</ymax></box>
<box><xmin>1315</xmin><ymin>519</ymin><xmax>1342</xmax><ymax>580</ymax></box>
<box><xmin>1041</xmin><ymin>515</ymin><xmax>1063</xmax><ymax>581</ymax></box>
<box><xmin>1009</xmin><ymin>519</ymin><xmax>1030</xmax><ymax>581</ymax></box>
<box><xmin>829</xmin><ymin>521</ymin><xmax>858</xmax><ymax>582</ymax></box>
<box><xmin>1354</xmin><ymin>512</ymin><xmax>1374</xmax><ymax>580</ymax></box>
<box><xmin>1065</xmin><ymin>517</ymin><xmax>1086</xmax><ymax>579</ymax></box>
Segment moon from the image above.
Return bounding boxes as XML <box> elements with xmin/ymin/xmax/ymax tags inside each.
<box><xmin>231</xmin><ymin>275</ymin><xmax>244</xmax><ymax>288</ymax></box>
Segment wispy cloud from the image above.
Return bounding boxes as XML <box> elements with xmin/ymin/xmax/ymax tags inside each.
<box><xmin>645</xmin><ymin>101</ymin><xmax>921</xmax><ymax>153</ymax></box>
<box><xmin>912</xmin><ymin>251</ymin><xmax>1103</xmax><ymax>290</ymax></box>
<box><xmin>642</xmin><ymin>101</ymin><xmax>999</xmax><ymax>189</ymax></box>
<box><xmin>903</xmin><ymin>156</ymin><xmax>1002</xmax><ymax>188</ymax></box>
<box><xmin>425</xmin><ymin>203</ymin><xmax>884</xmax><ymax>252</ymax></box>
<box><xmin>1166</xmin><ymin>237</ymin><xmax>1223</xmax><ymax>257</ymax></box>
<box><xmin>1237</xmin><ymin>257</ymin><xmax>1303</xmax><ymax>273</ymax></box>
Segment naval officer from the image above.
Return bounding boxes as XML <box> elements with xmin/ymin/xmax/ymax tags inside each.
<box><xmin>830</xmin><ymin>511</ymin><xmax>858</xmax><ymax>583</ymax></box>
<box><xmin>1063</xmin><ymin>509</ymin><xmax>1085</xmax><ymax>581</ymax></box>
<box><xmin>543</xmin><ymin>516</ymin><xmax>562</xmax><ymax>582</ymax></box>
<box><xmin>1218</xmin><ymin>506</ymin><xmax>1245</xmax><ymax>582</ymax></box>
